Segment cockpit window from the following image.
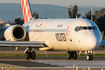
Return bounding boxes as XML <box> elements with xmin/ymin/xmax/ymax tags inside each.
<box><xmin>93</xmin><ymin>26</ymin><xmax>97</xmax><ymax>30</ymax></box>
<box><xmin>78</xmin><ymin>27</ymin><xmax>82</xmax><ymax>31</ymax></box>
<box><xmin>75</xmin><ymin>27</ymin><xmax>79</xmax><ymax>31</ymax></box>
<box><xmin>75</xmin><ymin>26</ymin><xmax>97</xmax><ymax>32</ymax></box>
<box><xmin>88</xmin><ymin>27</ymin><xmax>92</xmax><ymax>30</ymax></box>
<box><xmin>83</xmin><ymin>27</ymin><xmax>87</xmax><ymax>30</ymax></box>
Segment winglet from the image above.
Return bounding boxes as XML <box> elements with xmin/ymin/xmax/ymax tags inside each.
<box><xmin>20</xmin><ymin>0</ymin><xmax>32</xmax><ymax>23</ymax></box>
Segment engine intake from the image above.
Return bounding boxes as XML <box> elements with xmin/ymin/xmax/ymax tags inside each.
<box><xmin>4</xmin><ymin>25</ymin><xmax>26</xmax><ymax>41</ymax></box>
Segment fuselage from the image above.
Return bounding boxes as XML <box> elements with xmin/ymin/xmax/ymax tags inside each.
<box><xmin>23</xmin><ymin>18</ymin><xmax>102</xmax><ymax>51</ymax></box>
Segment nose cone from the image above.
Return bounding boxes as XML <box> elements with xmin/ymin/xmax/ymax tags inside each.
<box><xmin>86</xmin><ymin>36</ymin><xmax>97</xmax><ymax>50</ymax></box>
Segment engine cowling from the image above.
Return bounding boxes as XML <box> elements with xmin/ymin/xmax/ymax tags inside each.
<box><xmin>4</xmin><ymin>25</ymin><xmax>26</xmax><ymax>41</ymax></box>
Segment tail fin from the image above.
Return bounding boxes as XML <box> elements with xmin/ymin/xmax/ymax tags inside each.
<box><xmin>20</xmin><ymin>0</ymin><xmax>32</xmax><ymax>23</ymax></box>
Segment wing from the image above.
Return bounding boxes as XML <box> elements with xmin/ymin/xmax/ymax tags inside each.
<box><xmin>101</xmin><ymin>40</ymin><xmax>105</xmax><ymax>46</ymax></box>
<box><xmin>0</xmin><ymin>41</ymin><xmax>44</xmax><ymax>47</ymax></box>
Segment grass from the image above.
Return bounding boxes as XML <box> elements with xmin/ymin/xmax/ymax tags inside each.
<box><xmin>36</xmin><ymin>54</ymin><xmax>66</xmax><ymax>57</ymax></box>
<box><xmin>0</xmin><ymin>54</ymin><xmax>105</xmax><ymax>57</ymax></box>
<box><xmin>78</xmin><ymin>54</ymin><xmax>105</xmax><ymax>57</ymax></box>
<box><xmin>0</xmin><ymin>54</ymin><xmax>25</xmax><ymax>57</ymax></box>
<box><xmin>37</xmin><ymin>54</ymin><xmax>105</xmax><ymax>57</ymax></box>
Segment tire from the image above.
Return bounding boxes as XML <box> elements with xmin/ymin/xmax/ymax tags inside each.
<box><xmin>86</xmin><ymin>55</ymin><xmax>93</xmax><ymax>60</ymax></box>
<box><xmin>25</xmin><ymin>51</ymin><xmax>30</xmax><ymax>59</ymax></box>
<box><xmin>67</xmin><ymin>51</ymin><xmax>71</xmax><ymax>59</ymax></box>
<box><xmin>73</xmin><ymin>51</ymin><xmax>77</xmax><ymax>59</ymax></box>
<box><xmin>89</xmin><ymin>55</ymin><xmax>93</xmax><ymax>60</ymax></box>
<box><xmin>86</xmin><ymin>55</ymin><xmax>89</xmax><ymax>60</ymax></box>
<box><xmin>31</xmin><ymin>51</ymin><xmax>36</xmax><ymax>59</ymax></box>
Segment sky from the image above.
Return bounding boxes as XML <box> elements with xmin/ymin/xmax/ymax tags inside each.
<box><xmin>0</xmin><ymin>0</ymin><xmax>105</xmax><ymax>7</ymax></box>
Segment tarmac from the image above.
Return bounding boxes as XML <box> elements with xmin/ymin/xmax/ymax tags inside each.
<box><xmin>0</xmin><ymin>57</ymin><xmax>105</xmax><ymax>70</ymax></box>
<box><xmin>0</xmin><ymin>47</ymin><xmax>105</xmax><ymax>70</ymax></box>
<box><xmin>0</xmin><ymin>47</ymin><xmax>105</xmax><ymax>54</ymax></box>
<box><xmin>0</xmin><ymin>59</ymin><xmax>105</xmax><ymax>70</ymax></box>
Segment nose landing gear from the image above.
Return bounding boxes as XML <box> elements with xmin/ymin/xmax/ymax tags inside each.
<box><xmin>86</xmin><ymin>54</ymin><xmax>93</xmax><ymax>60</ymax></box>
<box><xmin>86</xmin><ymin>51</ymin><xmax>93</xmax><ymax>60</ymax></box>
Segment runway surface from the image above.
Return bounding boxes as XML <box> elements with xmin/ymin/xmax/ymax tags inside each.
<box><xmin>0</xmin><ymin>60</ymin><xmax>105</xmax><ymax>68</ymax></box>
<box><xmin>0</xmin><ymin>57</ymin><xmax>105</xmax><ymax>68</ymax></box>
<box><xmin>0</xmin><ymin>60</ymin><xmax>105</xmax><ymax>70</ymax></box>
<box><xmin>0</xmin><ymin>47</ymin><xmax>105</xmax><ymax>69</ymax></box>
<box><xmin>32</xmin><ymin>61</ymin><xmax>105</xmax><ymax>68</ymax></box>
<box><xmin>1</xmin><ymin>56</ymin><xmax>105</xmax><ymax>60</ymax></box>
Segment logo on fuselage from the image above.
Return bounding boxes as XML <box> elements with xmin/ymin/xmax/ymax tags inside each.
<box><xmin>66</xmin><ymin>26</ymin><xmax>69</xmax><ymax>37</ymax></box>
<box><xmin>55</xmin><ymin>33</ymin><xmax>67</xmax><ymax>41</ymax></box>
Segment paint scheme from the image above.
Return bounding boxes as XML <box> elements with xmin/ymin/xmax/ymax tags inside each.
<box><xmin>23</xmin><ymin>19</ymin><xmax>102</xmax><ymax>51</ymax></box>
<box><xmin>0</xmin><ymin>0</ymin><xmax>103</xmax><ymax>60</ymax></box>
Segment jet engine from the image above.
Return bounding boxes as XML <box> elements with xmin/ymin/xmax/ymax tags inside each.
<box><xmin>4</xmin><ymin>25</ymin><xmax>26</xmax><ymax>41</ymax></box>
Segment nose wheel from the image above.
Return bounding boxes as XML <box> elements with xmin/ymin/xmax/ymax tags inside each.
<box><xmin>86</xmin><ymin>54</ymin><xmax>93</xmax><ymax>60</ymax></box>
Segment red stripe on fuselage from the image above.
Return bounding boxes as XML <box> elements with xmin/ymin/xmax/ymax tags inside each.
<box><xmin>66</xmin><ymin>26</ymin><xmax>69</xmax><ymax>36</ymax></box>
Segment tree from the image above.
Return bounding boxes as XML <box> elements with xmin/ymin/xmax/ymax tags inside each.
<box><xmin>96</xmin><ymin>15</ymin><xmax>105</xmax><ymax>39</ymax></box>
<box><xmin>68</xmin><ymin>5</ymin><xmax>81</xmax><ymax>18</ymax></box>
<box><xmin>32</xmin><ymin>12</ymin><xmax>39</xmax><ymax>19</ymax></box>
<box><xmin>83</xmin><ymin>10</ymin><xmax>97</xmax><ymax>23</ymax></box>
<box><xmin>96</xmin><ymin>15</ymin><xmax>105</xmax><ymax>32</ymax></box>
<box><xmin>94</xmin><ymin>8</ymin><xmax>105</xmax><ymax>18</ymax></box>
<box><xmin>14</xmin><ymin>18</ymin><xmax>24</xmax><ymax>25</ymax></box>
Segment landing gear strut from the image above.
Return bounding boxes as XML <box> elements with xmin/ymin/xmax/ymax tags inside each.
<box><xmin>25</xmin><ymin>47</ymin><xmax>36</xmax><ymax>60</ymax></box>
<box><xmin>85</xmin><ymin>51</ymin><xmax>93</xmax><ymax>60</ymax></box>
<box><xmin>67</xmin><ymin>51</ymin><xmax>77</xmax><ymax>59</ymax></box>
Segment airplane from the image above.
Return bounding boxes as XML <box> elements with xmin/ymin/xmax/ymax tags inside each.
<box><xmin>0</xmin><ymin>0</ymin><xmax>104</xmax><ymax>60</ymax></box>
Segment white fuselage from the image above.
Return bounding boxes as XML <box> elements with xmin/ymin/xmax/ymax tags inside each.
<box><xmin>23</xmin><ymin>18</ymin><xmax>102</xmax><ymax>51</ymax></box>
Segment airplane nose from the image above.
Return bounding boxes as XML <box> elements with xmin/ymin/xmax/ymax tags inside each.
<box><xmin>86</xmin><ymin>37</ymin><xmax>97</xmax><ymax>50</ymax></box>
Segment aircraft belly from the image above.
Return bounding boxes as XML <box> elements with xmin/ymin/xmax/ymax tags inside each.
<box><xmin>52</xmin><ymin>42</ymin><xmax>68</xmax><ymax>51</ymax></box>
<box><xmin>52</xmin><ymin>41</ymin><xmax>80</xmax><ymax>51</ymax></box>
